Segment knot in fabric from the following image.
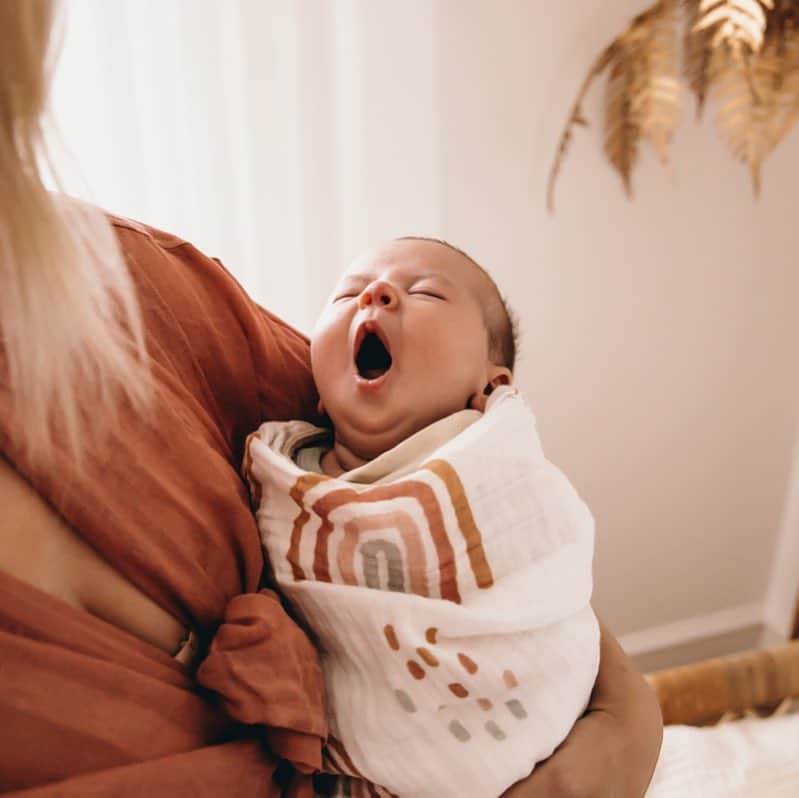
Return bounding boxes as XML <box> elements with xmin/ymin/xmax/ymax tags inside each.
<box><xmin>196</xmin><ymin>589</ymin><xmax>326</xmax><ymax>774</ymax></box>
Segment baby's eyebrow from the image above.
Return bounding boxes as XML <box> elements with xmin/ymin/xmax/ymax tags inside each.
<box><xmin>412</xmin><ymin>272</ymin><xmax>456</xmax><ymax>287</ymax></box>
<box><xmin>337</xmin><ymin>274</ymin><xmax>371</xmax><ymax>286</ymax></box>
<box><xmin>332</xmin><ymin>275</ymin><xmax>369</xmax><ymax>293</ymax></box>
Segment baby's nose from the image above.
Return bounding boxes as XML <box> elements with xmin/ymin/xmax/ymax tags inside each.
<box><xmin>358</xmin><ymin>280</ymin><xmax>398</xmax><ymax>310</ymax></box>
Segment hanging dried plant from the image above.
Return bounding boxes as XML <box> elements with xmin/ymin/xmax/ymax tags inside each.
<box><xmin>713</xmin><ymin>23</ymin><xmax>799</xmax><ymax>190</ymax></box>
<box><xmin>684</xmin><ymin>0</ymin><xmax>717</xmax><ymax>115</ymax></box>
<box><xmin>605</xmin><ymin>0</ymin><xmax>682</xmax><ymax>192</ymax></box>
<box><xmin>548</xmin><ymin>0</ymin><xmax>799</xmax><ymax>209</ymax></box>
<box><xmin>697</xmin><ymin>0</ymin><xmax>799</xmax><ymax>191</ymax></box>
<box><xmin>547</xmin><ymin>1</ymin><xmax>681</xmax><ymax>209</ymax></box>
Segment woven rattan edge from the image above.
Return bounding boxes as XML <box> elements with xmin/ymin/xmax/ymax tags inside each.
<box><xmin>645</xmin><ymin>640</ymin><xmax>799</xmax><ymax>726</ymax></box>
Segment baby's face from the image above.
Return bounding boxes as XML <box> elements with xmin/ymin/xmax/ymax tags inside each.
<box><xmin>311</xmin><ymin>239</ymin><xmax>506</xmax><ymax>460</ymax></box>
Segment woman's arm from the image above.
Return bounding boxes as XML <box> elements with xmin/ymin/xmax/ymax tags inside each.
<box><xmin>502</xmin><ymin>619</ymin><xmax>663</xmax><ymax>798</ymax></box>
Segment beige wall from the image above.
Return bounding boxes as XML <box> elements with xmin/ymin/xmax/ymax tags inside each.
<box><xmin>303</xmin><ymin>0</ymin><xmax>799</xmax><ymax>643</ymax></box>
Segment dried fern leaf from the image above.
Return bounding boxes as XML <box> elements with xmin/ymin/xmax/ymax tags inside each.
<box><xmin>549</xmin><ymin>0</ymin><xmax>799</xmax><ymax>207</ymax></box>
<box><xmin>684</xmin><ymin>0</ymin><xmax>717</xmax><ymax>115</ymax></box>
<box><xmin>546</xmin><ymin>44</ymin><xmax>616</xmax><ymax>212</ymax></box>
<box><xmin>711</xmin><ymin>21</ymin><xmax>799</xmax><ymax>193</ymax></box>
<box><xmin>604</xmin><ymin>51</ymin><xmax>641</xmax><ymax>195</ymax></box>
<box><xmin>636</xmin><ymin>2</ymin><xmax>682</xmax><ymax>163</ymax></box>
<box><xmin>695</xmin><ymin>0</ymin><xmax>775</xmax><ymax>56</ymax></box>
<box><xmin>548</xmin><ymin>0</ymin><xmax>682</xmax><ymax>207</ymax></box>
<box><xmin>713</xmin><ymin>53</ymin><xmax>773</xmax><ymax>191</ymax></box>
<box><xmin>604</xmin><ymin>1</ymin><xmax>681</xmax><ymax>193</ymax></box>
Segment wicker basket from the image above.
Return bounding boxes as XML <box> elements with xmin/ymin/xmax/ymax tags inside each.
<box><xmin>646</xmin><ymin>639</ymin><xmax>799</xmax><ymax>727</ymax></box>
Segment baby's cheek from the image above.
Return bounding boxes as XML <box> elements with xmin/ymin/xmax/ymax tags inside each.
<box><xmin>442</xmin><ymin>329</ymin><xmax>486</xmax><ymax>369</ymax></box>
<box><xmin>416</xmin><ymin>338</ymin><xmax>453</xmax><ymax>373</ymax></box>
<box><xmin>313</xmin><ymin>313</ymin><xmax>348</xmax><ymax>361</ymax></box>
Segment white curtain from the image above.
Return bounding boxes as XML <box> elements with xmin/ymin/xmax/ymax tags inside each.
<box><xmin>49</xmin><ymin>0</ymin><xmax>645</xmax><ymax>332</ymax></box>
<box><xmin>51</xmin><ymin>0</ymin><xmax>445</xmax><ymax>332</ymax></box>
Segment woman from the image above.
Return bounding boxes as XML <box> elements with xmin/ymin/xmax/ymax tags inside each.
<box><xmin>0</xmin><ymin>1</ymin><xmax>662</xmax><ymax>795</ymax></box>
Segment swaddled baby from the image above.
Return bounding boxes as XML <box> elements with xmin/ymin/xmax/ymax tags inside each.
<box><xmin>244</xmin><ymin>237</ymin><xmax>600</xmax><ymax>798</ymax></box>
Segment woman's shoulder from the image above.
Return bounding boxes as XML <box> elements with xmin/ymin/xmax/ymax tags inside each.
<box><xmin>105</xmin><ymin>212</ymin><xmax>318</xmax><ymax>444</ymax></box>
<box><xmin>106</xmin><ymin>213</ymin><xmax>192</xmax><ymax>250</ymax></box>
<box><xmin>105</xmin><ymin>213</ymin><xmax>255</xmax><ymax>361</ymax></box>
<box><xmin>105</xmin><ymin>213</ymin><xmax>263</xmax><ymax>318</ymax></box>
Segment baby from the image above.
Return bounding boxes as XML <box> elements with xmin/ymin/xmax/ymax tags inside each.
<box><xmin>244</xmin><ymin>238</ymin><xmax>600</xmax><ymax>798</ymax></box>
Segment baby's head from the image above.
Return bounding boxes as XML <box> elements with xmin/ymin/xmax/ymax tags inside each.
<box><xmin>311</xmin><ymin>237</ymin><xmax>517</xmax><ymax>464</ymax></box>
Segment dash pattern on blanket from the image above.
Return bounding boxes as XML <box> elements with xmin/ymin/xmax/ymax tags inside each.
<box><xmin>384</xmin><ymin>622</ymin><xmax>529</xmax><ymax>745</ymax></box>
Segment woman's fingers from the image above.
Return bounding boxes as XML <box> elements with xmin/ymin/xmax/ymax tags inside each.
<box><xmin>501</xmin><ymin>712</ymin><xmax>621</xmax><ymax>798</ymax></box>
<box><xmin>501</xmin><ymin>620</ymin><xmax>664</xmax><ymax>798</ymax></box>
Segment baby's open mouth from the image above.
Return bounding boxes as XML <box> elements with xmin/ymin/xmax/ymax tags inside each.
<box><xmin>355</xmin><ymin>331</ymin><xmax>393</xmax><ymax>380</ymax></box>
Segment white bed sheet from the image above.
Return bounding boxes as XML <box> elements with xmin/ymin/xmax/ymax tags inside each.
<box><xmin>646</xmin><ymin>712</ymin><xmax>799</xmax><ymax>797</ymax></box>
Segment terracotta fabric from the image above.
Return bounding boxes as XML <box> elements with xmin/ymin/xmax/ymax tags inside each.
<box><xmin>0</xmin><ymin>216</ymin><xmax>326</xmax><ymax>795</ymax></box>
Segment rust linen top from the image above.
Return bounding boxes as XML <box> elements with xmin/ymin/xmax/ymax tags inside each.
<box><xmin>0</xmin><ymin>216</ymin><xmax>326</xmax><ymax>796</ymax></box>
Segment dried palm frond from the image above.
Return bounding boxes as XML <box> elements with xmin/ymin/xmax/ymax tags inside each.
<box><xmin>548</xmin><ymin>1</ymin><xmax>680</xmax><ymax>208</ymax></box>
<box><xmin>712</xmin><ymin>8</ymin><xmax>799</xmax><ymax>191</ymax></box>
<box><xmin>632</xmin><ymin>2</ymin><xmax>683</xmax><ymax>164</ymax></box>
<box><xmin>603</xmin><ymin>49</ymin><xmax>641</xmax><ymax>197</ymax></box>
<box><xmin>547</xmin><ymin>0</ymin><xmax>799</xmax><ymax>209</ymax></box>
<box><xmin>684</xmin><ymin>0</ymin><xmax>717</xmax><ymax>114</ymax></box>
<box><xmin>603</xmin><ymin>1</ymin><xmax>681</xmax><ymax>194</ymax></box>
<box><xmin>694</xmin><ymin>0</ymin><xmax>775</xmax><ymax>56</ymax></box>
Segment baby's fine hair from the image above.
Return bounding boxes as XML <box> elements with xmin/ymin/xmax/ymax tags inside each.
<box><xmin>395</xmin><ymin>237</ymin><xmax>519</xmax><ymax>371</ymax></box>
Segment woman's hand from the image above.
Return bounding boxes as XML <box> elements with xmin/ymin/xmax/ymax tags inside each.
<box><xmin>501</xmin><ymin>620</ymin><xmax>663</xmax><ymax>798</ymax></box>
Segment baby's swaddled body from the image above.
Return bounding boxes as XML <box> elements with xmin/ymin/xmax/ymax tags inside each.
<box><xmin>245</xmin><ymin>387</ymin><xmax>600</xmax><ymax>798</ymax></box>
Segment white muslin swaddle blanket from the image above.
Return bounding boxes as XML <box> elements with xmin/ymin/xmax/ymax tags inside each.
<box><xmin>244</xmin><ymin>387</ymin><xmax>600</xmax><ymax>798</ymax></box>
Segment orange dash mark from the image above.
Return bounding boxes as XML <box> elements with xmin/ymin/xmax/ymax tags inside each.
<box><xmin>417</xmin><ymin>647</ymin><xmax>439</xmax><ymax>667</ymax></box>
<box><xmin>383</xmin><ymin>625</ymin><xmax>399</xmax><ymax>651</ymax></box>
<box><xmin>477</xmin><ymin>698</ymin><xmax>493</xmax><ymax>711</ymax></box>
<box><xmin>425</xmin><ymin>627</ymin><xmax>438</xmax><ymax>644</ymax></box>
<box><xmin>503</xmin><ymin>669</ymin><xmax>519</xmax><ymax>689</ymax></box>
<box><xmin>458</xmin><ymin>653</ymin><xmax>478</xmax><ymax>674</ymax></box>
<box><xmin>449</xmin><ymin>683</ymin><xmax>469</xmax><ymax>698</ymax></box>
<box><xmin>407</xmin><ymin>660</ymin><xmax>425</xmax><ymax>680</ymax></box>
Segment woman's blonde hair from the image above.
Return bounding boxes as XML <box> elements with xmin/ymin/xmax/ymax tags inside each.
<box><xmin>0</xmin><ymin>0</ymin><xmax>151</xmax><ymax>464</ymax></box>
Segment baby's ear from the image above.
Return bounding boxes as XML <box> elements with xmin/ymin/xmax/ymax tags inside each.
<box><xmin>468</xmin><ymin>367</ymin><xmax>513</xmax><ymax>412</ymax></box>
<box><xmin>316</xmin><ymin>398</ymin><xmax>326</xmax><ymax>417</ymax></box>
